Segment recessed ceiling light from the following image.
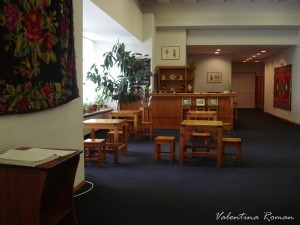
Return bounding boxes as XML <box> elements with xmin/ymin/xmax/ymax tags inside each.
<box><xmin>215</xmin><ymin>51</ymin><xmax>220</xmax><ymax>54</ymax></box>
<box><xmin>261</xmin><ymin>50</ymin><xmax>266</xmax><ymax>53</ymax></box>
<box><xmin>256</xmin><ymin>53</ymin><xmax>261</xmax><ymax>55</ymax></box>
<box><xmin>252</xmin><ymin>55</ymin><xmax>256</xmax><ymax>58</ymax></box>
<box><xmin>216</xmin><ymin>49</ymin><xmax>221</xmax><ymax>52</ymax></box>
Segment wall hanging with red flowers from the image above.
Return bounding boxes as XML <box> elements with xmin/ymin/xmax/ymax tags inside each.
<box><xmin>0</xmin><ymin>0</ymin><xmax>79</xmax><ymax>115</ymax></box>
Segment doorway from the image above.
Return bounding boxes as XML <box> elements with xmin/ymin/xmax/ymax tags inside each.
<box><xmin>232</xmin><ymin>72</ymin><xmax>256</xmax><ymax>108</ymax></box>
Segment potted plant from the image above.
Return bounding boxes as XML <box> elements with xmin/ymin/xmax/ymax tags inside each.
<box><xmin>94</xmin><ymin>94</ymin><xmax>104</xmax><ymax>110</ymax></box>
<box><xmin>223</xmin><ymin>81</ymin><xmax>234</xmax><ymax>93</ymax></box>
<box><xmin>187</xmin><ymin>60</ymin><xmax>196</xmax><ymax>92</ymax></box>
<box><xmin>83</xmin><ymin>102</ymin><xmax>90</xmax><ymax>113</ymax></box>
<box><xmin>86</xmin><ymin>41</ymin><xmax>152</xmax><ymax>108</ymax></box>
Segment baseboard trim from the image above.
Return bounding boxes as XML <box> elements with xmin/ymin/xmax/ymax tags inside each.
<box><xmin>73</xmin><ymin>179</ymin><xmax>86</xmax><ymax>193</ymax></box>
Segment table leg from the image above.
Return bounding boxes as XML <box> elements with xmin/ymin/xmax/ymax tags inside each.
<box><xmin>122</xmin><ymin>124</ymin><xmax>128</xmax><ymax>154</ymax></box>
<box><xmin>113</xmin><ymin>125</ymin><xmax>119</xmax><ymax>164</ymax></box>
<box><xmin>133</xmin><ymin>115</ymin><xmax>138</xmax><ymax>141</ymax></box>
<box><xmin>179</xmin><ymin>126</ymin><xmax>186</xmax><ymax>166</ymax></box>
<box><xmin>90</xmin><ymin>129</ymin><xmax>96</xmax><ymax>139</ymax></box>
<box><xmin>216</xmin><ymin>127</ymin><xmax>223</xmax><ymax>167</ymax></box>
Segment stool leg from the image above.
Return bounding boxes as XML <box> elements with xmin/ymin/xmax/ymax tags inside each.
<box><xmin>171</xmin><ymin>141</ymin><xmax>176</xmax><ymax>162</ymax></box>
<box><xmin>169</xmin><ymin>143</ymin><xmax>173</xmax><ymax>163</ymax></box>
<box><xmin>155</xmin><ymin>143</ymin><xmax>160</xmax><ymax>162</ymax></box>
<box><xmin>237</xmin><ymin>144</ymin><xmax>241</xmax><ymax>166</ymax></box>
<box><xmin>97</xmin><ymin>146</ymin><xmax>102</xmax><ymax>166</ymax></box>
<box><xmin>103</xmin><ymin>144</ymin><xmax>107</xmax><ymax>163</ymax></box>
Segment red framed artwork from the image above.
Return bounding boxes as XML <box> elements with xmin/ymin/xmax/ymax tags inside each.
<box><xmin>273</xmin><ymin>64</ymin><xmax>292</xmax><ymax>111</ymax></box>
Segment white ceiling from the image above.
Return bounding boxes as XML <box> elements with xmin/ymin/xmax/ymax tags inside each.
<box><xmin>83</xmin><ymin>0</ymin><xmax>295</xmax><ymax>63</ymax></box>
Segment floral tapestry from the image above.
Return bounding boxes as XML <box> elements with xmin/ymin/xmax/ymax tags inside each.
<box><xmin>0</xmin><ymin>0</ymin><xmax>79</xmax><ymax>115</ymax></box>
<box><xmin>273</xmin><ymin>64</ymin><xmax>292</xmax><ymax>111</ymax></box>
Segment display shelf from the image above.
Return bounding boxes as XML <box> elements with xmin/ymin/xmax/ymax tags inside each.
<box><xmin>156</xmin><ymin>66</ymin><xmax>193</xmax><ymax>93</ymax></box>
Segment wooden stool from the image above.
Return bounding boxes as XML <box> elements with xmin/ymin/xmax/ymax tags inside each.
<box><xmin>154</xmin><ymin>136</ymin><xmax>176</xmax><ymax>163</ymax></box>
<box><xmin>222</xmin><ymin>137</ymin><xmax>242</xmax><ymax>166</ymax></box>
<box><xmin>84</xmin><ymin>138</ymin><xmax>106</xmax><ymax>166</ymax></box>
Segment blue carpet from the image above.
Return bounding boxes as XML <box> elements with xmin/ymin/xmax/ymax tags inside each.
<box><xmin>75</xmin><ymin>109</ymin><xmax>300</xmax><ymax>225</ymax></box>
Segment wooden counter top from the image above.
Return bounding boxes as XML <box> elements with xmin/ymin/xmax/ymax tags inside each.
<box><xmin>151</xmin><ymin>93</ymin><xmax>236</xmax><ymax>98</ymax></box>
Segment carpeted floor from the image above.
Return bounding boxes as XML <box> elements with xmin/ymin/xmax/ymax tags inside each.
<box><xmin>74</xmin><ymin>109</ymin><xmax>300</xmax><ymax>225</ymax></box>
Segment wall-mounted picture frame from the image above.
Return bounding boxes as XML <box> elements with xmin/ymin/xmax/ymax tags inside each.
<box><xmin>208</xmin><ymin>98</ymin><xmax>218</xmax><ymax>106</ymax></box>
<box><xmin>161</xmin><ymin>46</ymin><xmax>180</xmax><ymax>60</ymax></box>
<box><xmin>182</xmin><ymin>98</ymin><xmax>191</xmax><ymax>107</ymax></box>
<box><xmin>207</xmin><ymin>72</ymin><xmax>222</xmax><ymax>83</ymax></box>
<box><xmin>196</xmin><ymin>98</ymin><xmax>205</xmax><ymax>106</ymax></box>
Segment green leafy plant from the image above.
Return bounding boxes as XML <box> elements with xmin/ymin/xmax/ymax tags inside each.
<box><xmin>223</xmin><ymin>81</ymin><xmax>234</xmax><ymax>92</ymax></box>
<box><xmin>187</xmin><ymin>60</ymin><xmax>196</xmax><ymax>81</ymax></box>
<box><xmin>86</xmin><ymin>42</ymin><xmax>151</xmax><ymax>106</ymax></box>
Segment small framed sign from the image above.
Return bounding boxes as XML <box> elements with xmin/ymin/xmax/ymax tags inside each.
<box><xmin>182</xmin><ymin>98</ymin><xmax>191</xmax><ymax>107</ymax></box>
<box><xmin>208</xmin><ymin>98</ymin><xmax>218</xmax><ymax>106</ymax></box>
<box><xmin>161</xmin><ymin>46</ymin><xmax>180</xmax><ymax>60</ymax></box>
<box><xmin>207</xmin><ymin>72</ymin><xmax>222</xmax><ymax>83</ymax></box>
<box><xmin>196</xmin><ymin>98</ymin><xmax>205</xmax><ymax>106</ymax></box>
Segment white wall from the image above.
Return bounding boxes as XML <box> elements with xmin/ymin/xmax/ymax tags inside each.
<box><xmin>0</xmin><ymin>1</ymin><xmax>85</xmax><ymax>187</ymax></box>
<box><xmin>232</xmin><ymin>72</ymin><xmax>256</xmax><ymax>108</ymax></box>
<box><xmin>265</xmin><ymin>45</ymin><xmax>300</xmax><ymax>124</ymax></box>
<box><xmin>191</xmin><ymin>55</ymin><xmax>231</xmax><ymax>93</ymax></box>
<box><xmin>91</xmin><ymin>0</ymin><xmax>143</xmax><ymax>41</ymax></box>
<box><xmin>154</xmin><ymin>29</ymin><xmax>187</xmax><ymax>67</ymax></box>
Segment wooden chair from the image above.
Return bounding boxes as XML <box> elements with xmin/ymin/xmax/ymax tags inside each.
<box><xmin>194</xmin><ymin>106</ymin><xmax>206</xmax><ymax>111</ymax></box>
<box><xmin>222</xmin><ymin>137</ymin><xmax>242</xmax><ymax>166</ymax></box>
<box><xmin>188</xmin><ymin>111</ymin><xmax>217</xmax><ymax>152</ymax></box>
<box><xmin>207</xmin><ymin>106</ymin><xmax>218</xmax><ymax>119</ymax></box>
<box><xmin>223</xmin><ymin>122</ymin><xmax>231</xmax><ymax>137</ymax></box>
<box><xmin>140</xmin><ymin>106</ymin><xmax>153</xmax><ymax>140</ymax></box>
<box><xmin>83</xmin><ymin>138</ymin><xmax>106</xmax><ymax>166</ymax></box>
<box><xmin>106</xmin><ymin>124</ymin><xmax>129</xmax><ymax>154</ymax></box>
<box><xmin>154</xmin><ymin>136</ymin><xmax>176</xmax><ymax>163</ymax></box>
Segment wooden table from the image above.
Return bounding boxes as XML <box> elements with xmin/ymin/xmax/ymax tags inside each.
<box><xmin>187</xmin><ymin>110</ymin><xmax>218</xmax><ymax>120</ymax></box>
<box><xmin>109</xmin><ymin>110</ymin><xmax>142</xmax><ymax>141</ymax></box>
<box><xmin>83</xmin><ymin>119</ymin><xmax>127</xmax><ymax>164</ymax></box>
<box><xmin>179</xmin><ymin>120</ymin><xmax>223</xmax><ymax>167</ymax></box>
<box><xmin>0</xmin><ymin>149</ymin><xmax>81</xmax><ymax>225</ymax></box>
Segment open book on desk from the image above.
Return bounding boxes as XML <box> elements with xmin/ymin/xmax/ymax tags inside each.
<box><xmin>0</xmin><ymin>148</ymin><xmax>75</xmax><ymax>167</ymax></box>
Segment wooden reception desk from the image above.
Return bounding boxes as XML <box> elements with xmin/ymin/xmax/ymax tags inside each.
<box><xmin>120</xmin><ymin>93</ymin><xmax>235</xmax><ymax>130</ymax></box>
<box><xmin>151</xmin><ymin>93</ymin><xmax>235</xmax><ymax>129</ymax></box>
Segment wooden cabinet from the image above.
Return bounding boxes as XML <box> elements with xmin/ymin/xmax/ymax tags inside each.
<box><xmin>156</xmin><ymin>66</ymin><xmax>193</xmax><ymax>93</ymax></box>
<box><xmin>0</xmin><ymin>150</ymin><xmax>81</xmax><ymax>225</ymax></box>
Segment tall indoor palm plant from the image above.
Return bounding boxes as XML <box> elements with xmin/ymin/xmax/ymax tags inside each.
<box><xmin>87</xmin><ymin>42</ymin><xmax>151</xmax><ymax>107</ymax></box>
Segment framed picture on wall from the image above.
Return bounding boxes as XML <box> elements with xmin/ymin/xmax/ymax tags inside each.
<box><xmin>161</xmin><ymin>46</ymin><xmax>180</xmax><ymax>60</ymax></box>
<box><xmin>196</xmin><ymin>98</ymin><xmax>205</xmax><ymax>106</ymax></box>
<box><xmin>207</xmin><ymin>72</ymin><xmax>222</xmax><ymax>83</ymax></box>
<box><xmin>208</xmin><ymin>98</ymin><xmax>218</xmax><ymax>106</ymax></box>
<box><xmin>182</xmin><ymin>98</ymin><xmax>191</xmax><ymax>107</ymax></box>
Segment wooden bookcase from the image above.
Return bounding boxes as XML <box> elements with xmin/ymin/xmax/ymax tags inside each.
<box><xmin>0</xmin><ymin>149</ymin><xmax>81</xmax><ymax>225</ymax></box>
<box><xmin>156</xmin><ymin>66</ymin><xmax>193</xmax><ymax>93</ymax></box>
